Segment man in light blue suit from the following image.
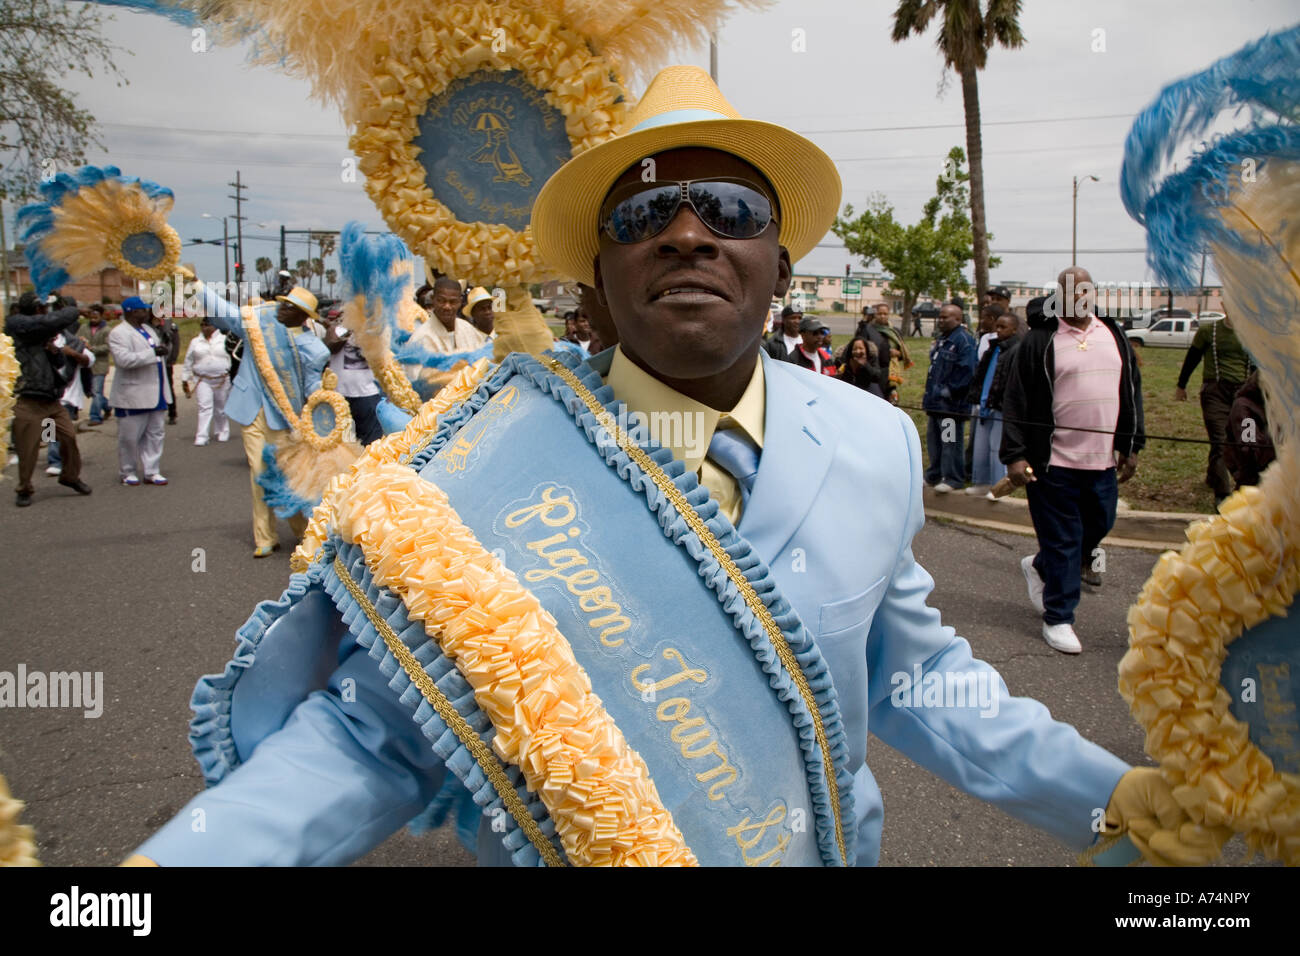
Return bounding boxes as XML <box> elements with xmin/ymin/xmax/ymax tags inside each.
<box><xmin>201</xmin><ymin>284</ymin><xmax>333</xmax><ymax>557</ymax></box>
<box><xmin>126</xmin><ymin>67</ymin><xmax>1227</xmax><ymax>867</ymax></box>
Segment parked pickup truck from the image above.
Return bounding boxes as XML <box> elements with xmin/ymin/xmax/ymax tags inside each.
<box><xmin>1125</xmin><ymin>315</ymin><xmax>1217</xmax><ymax>348</ymax></box>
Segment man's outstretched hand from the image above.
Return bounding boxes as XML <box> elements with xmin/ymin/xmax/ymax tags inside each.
<box><xmin>1105</xmin><ymin>768</ymin><xmax>1231</xmax><ymax>866</ymax></box>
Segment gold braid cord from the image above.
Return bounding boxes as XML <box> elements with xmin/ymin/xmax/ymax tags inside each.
<box><xmin>0</xmin><ymin>334</ymin><xmax>17</xmax><ymax>473</ymax></box>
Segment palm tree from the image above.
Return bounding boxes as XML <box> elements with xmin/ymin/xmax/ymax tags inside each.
<box><xmin>255</xmin><ymin>256</ymin><xmax>273</xmax><ymax>292</ymax></box>
<box><xmin>310</xmin><ymin>257</ymin><xmax>324</xmax><ymax>292</ymax></box>
<box><xmin>325</xmin><ymin>268</ymin><xmax>338</xmax><ymax>299</ymax></box>
<box><xmin>892</xmin><ymin>0</ymin><xmax>1024</xmax><ymax>307</ymax></box>
<box><xmin>295</xmin><ymin>258</ymin><xmax>312</xmax><ymax>288</ymax></box>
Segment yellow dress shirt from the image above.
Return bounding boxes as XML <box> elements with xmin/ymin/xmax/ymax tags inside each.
<box><xmin>604</xmin><ymin>345</ymin><xmax>765</xmax><ymax>524</ymax></box>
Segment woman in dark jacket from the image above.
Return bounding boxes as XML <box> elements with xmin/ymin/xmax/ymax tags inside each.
<box><xmin>836</xmin><ymin>336</ymin><xmax>888</xmax><ymax>400</ymax></box>
<box><xmin>964</xmin><ymin>313</ymin><xmax>1022</xmax><ymax>494</ymax></box>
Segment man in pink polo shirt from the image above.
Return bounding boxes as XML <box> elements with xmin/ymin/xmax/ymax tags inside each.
<box><xmin>999</xmin><ymin>267</ymin><xmax>1144</xmax><ymax>654</ymax></box>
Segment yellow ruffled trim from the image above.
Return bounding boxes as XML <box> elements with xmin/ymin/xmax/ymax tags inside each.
<box><xmin>333</xmin><ymin>462</ymin><xmax>697</xmax><ymax>866</ymax></box>
<box><xmin>293</xmin><ymin>358</ymin><xmax>493</xmax><ymax>571</ymax></box>
<box><xmin>0</xmin><ymin>334</ymin><xmax>17</xmax><ymax>472</ymax></box>
<box><xmin>0</xmin><ymin>772</ymin><xmax>39</xmax><ymax>867</ymax></box>
<box><xmin>104</xmin><ymin>217</ymin><xmax>182</xmax><ymax>284</ymax></box>
<box><xmin>347</xmin><ymin>3</ymin><xmax>628</xmax><ymax>288</ymax></box>
<box><xmin>242</xmin><ymin>313</ymin><xmax>354</xmax><ymax>452</ymax></box>
<box><xmin>1118</xmin><ymin>448</ymin><xmax>1300</xmax><ymax>865</ymax></box>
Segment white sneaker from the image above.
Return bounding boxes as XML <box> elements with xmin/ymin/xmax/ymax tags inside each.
<box><xmin>217</xmin><ymin>434</ymin><xmax>229</xmax><ymax>442</ymax></box>
<box><xmin>1021</xmin><ymin>555</ymin><xmax>1045</xmax><ymax>613</ymax></box>
<box><xmin>933</xmin><ymin>482</ymin><xmax>955</xmax><ymax>494</ymax></box>
<box><xmin>985</xmin><ymin>491</ymin><xmax>998</xmax><ymax>501</ymax></box>
<box><xmin>45</xmin><ymin>465</ymin><xmax>62</xmax><ymax>476</ymax></box>
<box><xmin>964</xmin><ymin>484</ymin><xmax>990</xmax><ymax>496</ymax></box>
<box><xmin>1042</xmin><ymin>622</ymin><xmax>1082</xmax><ymax>654</ymax></box>
<box><xmin>195</xmin><ymin>439</ymin><xmax>209</xmax><ymax>446</ymax></box>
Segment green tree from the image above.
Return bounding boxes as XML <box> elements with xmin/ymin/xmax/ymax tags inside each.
<box><xmin>255</xmin><ymin>256</ymin><xmax>273</xmax><ymax>291</ymax></box>
<box><xmin>295</xmin><ymin>258</ymin><xmax>311</xmax><ymax>288</ymax></box>
<box><xmin>0</xmin><ymin>0</ymin><xmax>127</xmax><ymax>200</ymax></box>
<box><xmin>325</xmin><ymin>268</ymin><xmax>337</xmax><ymax>298</ymax></box>
<box><xmin>310</xmin><ymin>256</ymin><xmax>324</xmax><ymax>291</ymax></box>
<box><xmin>834</xmin><ymin>147</ymin><xmax>999</xmax><ymax>320</ymax></box>
<box><xmin>891</xmin><ymin>0</ymin><xmax>1025</xmax><ymax>307</ymax></box>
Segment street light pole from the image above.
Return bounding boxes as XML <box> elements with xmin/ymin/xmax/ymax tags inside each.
<box><xmin>1072</xmin><ymin>174</ymin><xmax>1099</xmax><ymax>266</ymax></box>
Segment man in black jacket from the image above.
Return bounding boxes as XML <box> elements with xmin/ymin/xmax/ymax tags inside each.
<box><xmin>5</xmin><ymin>292</ymin><xmax>94</xmax><ymax>506</ymax></box>
<box><xmin>1000</xmin><ymin>269</ymin><xmax>1144</xmax><ymax>654</ymax></box>
<box><xmin>763</xmin><ymin>304</ymin><xmax>802</xmax><ymax>361</ymax></box>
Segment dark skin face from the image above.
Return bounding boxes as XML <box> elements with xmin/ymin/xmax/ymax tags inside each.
<box><xmin>124</xmin><ymin>309</ymin><xmax>149</xmax><ymax>329</ymax></box>
<box><xmin>276</xmin><ymin>300</ymin><xmax>308</xmax><ymax>328</ymax></box>
<box><xmin>470</xmin><ymin>299</ymin><xmax>494</xmax><ymax>333</ymax></box>
<box><xmin>937</xmin><ymin>304</ymin><xmax>963</xmax><ymax>334</ymax></box>
<box><xmin>994</xmin><ymin>315</ymin><xmax>1017</xmax><ymax>341</ymax></box>
<box><xmin>593</xmin><ymin>147</ymin><xmax>791</xmax><ymax>410</ymax></box>
<box><xmin>782</xmin><ymin>312</ymin><xmax>802</xmax><ymax>337</ymax></box>
<box><xmin>800</xmin><ymin>329</ymin><xmax>821</xmax><ymax>350</ymax></box>
<box><xmin>431</xmin><ymin>285</ymin><xmax>462</xmax><ymax>332</ymax></box>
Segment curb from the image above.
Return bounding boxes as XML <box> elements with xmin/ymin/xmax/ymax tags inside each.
<box><xmin>923</xmin><ymin>486</ymin><xmax>1208</xmax><ymax>552</ymax></box>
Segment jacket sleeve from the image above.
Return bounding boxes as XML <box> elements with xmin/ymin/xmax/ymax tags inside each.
<box><xmin>1176</xmin><ymin>344</ymin><xmax>1205</xmax><ymax>390</ymax></box>
<box><xmin>200</xmin><ymin>283</ymin><xmax>247</xmax><ymax>337</ymax></box>
<box><xmin>998</xmin><ymin>336</ymin><xmax>1033</xmax><ymax>465</ymax></box>
<box><xmin>109</xmin><ymin>326</ymin><xmax>160</xmax><ymax>370</ymax></box>
<box><xmin>180</xmin><ymin>337</ymin><xmax>200</xmax><ymax>385</ymax></box>
<box><xmin>1126</xmin><ymin>337</ymin><xmax>1146</xmax><ymax>456</ymax></box>
<box><xmin>4</xmin><ymin>310</ymin><xmax>75</xmax><ymax>343</ymax></box>
<box><xmin>134</xmin><ymin>604</ymin><xmax>448</xmax><ymax>865</ymax></box>
<box><xmin>947</xmin><ymin>331</ymin><xmax>977</xmax><ymax>396</ymax></box>
<box><xmin>865</xmin><ymin>409</ymin><xmax>1129</xmax><ymax>851</ymax></box>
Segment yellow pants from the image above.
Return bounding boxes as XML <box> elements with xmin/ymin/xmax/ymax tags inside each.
<box><xmin>240</xmin><ymin>410</ymin><xmax>308</xmax><ymax>549</ymax></box>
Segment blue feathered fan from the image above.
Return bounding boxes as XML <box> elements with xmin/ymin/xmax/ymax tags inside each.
<box><xmin>17</xmin><ymin>165</ymin><xmax>182</xmax><ymax>296</ymax></box>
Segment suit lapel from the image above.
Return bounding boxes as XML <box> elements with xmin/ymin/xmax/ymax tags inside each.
<box><xmin>740</xmin><ymin>352</ymin><xmax>840</xmax><ymax>561</ymax></box>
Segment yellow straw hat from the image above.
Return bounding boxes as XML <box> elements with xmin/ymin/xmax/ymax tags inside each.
<box><xmin>275</xmin><ymin>286</ymin><xmax>320</xmax><ymax>319</ymax></box>
<box><xmin>462</xmin><ymin>286</ymin><xmax>492</xmax><ymax>319</ymax></box>
<box><xmin>532</xmin><ymin>65</ymin><xmax>841</xmax><ymax>288</ymax></box>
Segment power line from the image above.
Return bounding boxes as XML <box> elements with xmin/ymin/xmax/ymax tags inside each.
<box><xmin>797</xmin><ymin>112</ymin><xmax>1135</xmax><ymax>135</ymax></box>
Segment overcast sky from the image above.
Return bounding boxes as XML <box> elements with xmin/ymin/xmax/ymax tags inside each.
<box><xmin>43</xmin><ymin>0</ymin><xmax>1300</xmax><ymax>292</ymax></box>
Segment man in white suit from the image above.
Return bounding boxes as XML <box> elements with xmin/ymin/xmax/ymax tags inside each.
<box><xmin>108</xmin><ymin>296</ymin><xmax>173</xmax><ymax>485</ymax></box>
<box><xmin>126</xmin><ymin>67</ymin><xmax>1226</xmax><ymax>867</ymax></box>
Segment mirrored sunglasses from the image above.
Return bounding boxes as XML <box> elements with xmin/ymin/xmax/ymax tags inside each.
<box><xmin>599</xmin><ymin>178</ymin><xmax>778</xmax><ymax>244</ymax></box>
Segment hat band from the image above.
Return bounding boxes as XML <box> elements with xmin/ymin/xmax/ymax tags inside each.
<box><xmin>629</xmin><ymin>108</ymin><xmax>734</xmax><ymax>133</ymax></box>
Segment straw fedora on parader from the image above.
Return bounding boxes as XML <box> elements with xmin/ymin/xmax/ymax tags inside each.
<box><xmin>462</xmin><ymin>286</ymin><xmax>492</xmax><ymax>318</ymax></box>
<box><xmin>275</xmin><ymin>286</ymin><xmax>319</xmax><ymax>319</ymax></box>
<box><xmin>531</xmin><ymin>65</ymin><xmax>842</xmax><ymax>288</ymax></box>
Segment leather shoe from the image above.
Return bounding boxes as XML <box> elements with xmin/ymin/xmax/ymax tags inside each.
<box><xmin>58</xmin><ymin>477</ymin><xmax>92</xmax><ymax>495</ymax></box>
<box><xmin>15</xmin><ymin>491</ymin><xmax>32</xmax><ymax>507</ymax></box>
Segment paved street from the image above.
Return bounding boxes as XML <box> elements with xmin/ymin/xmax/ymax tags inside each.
<box><xmin>0</xmin><ymin>401</ymin><xmax>1259</xmax><ymax>866</ymax></box>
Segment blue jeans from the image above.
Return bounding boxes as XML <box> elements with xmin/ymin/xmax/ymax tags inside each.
<box><xmin>925</xmin><ymin>412</ymin><xmax>967</xmax><ymax>485</ymax></box>
<box><xmin>971</xmin><ymin>412</ymin><xmax>1006</xmax><ymax>486</ymax></box>
<box><xmin>89</xmin><ymin>373</ymin><xmax>109</xmax><ymax>422</ymax></box>
<box><xmin>48</xmin><ymin>402</ymin><xmax>78</xmax><ymax>468</ymax></box>
<box><xmin>1025</xmin><ymin>465</ymin><xmax>1118</xmax><ymax>625</ymax></box>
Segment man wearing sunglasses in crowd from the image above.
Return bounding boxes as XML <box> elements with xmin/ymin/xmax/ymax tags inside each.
<box><xmin>125</xmin><ymin>66</ymin><xmax>1226</xmax><ymax>867</ymax></box>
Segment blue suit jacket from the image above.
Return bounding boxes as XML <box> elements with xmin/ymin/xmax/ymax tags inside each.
<box><xmin>137</xmin><ymin>348</ymin><xmax>1129</xmax><ymax>865</ymax></box>
<box><xmin>203</xmin><ymin>285</ymin><xmax>330</xmax><ymax>430</ymax></box>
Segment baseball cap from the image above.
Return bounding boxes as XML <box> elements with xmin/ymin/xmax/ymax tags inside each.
<box><xmin>781</xmin><ymin>304</ymin><xmax>803</xmax><ymax>318</ymax></box>
<box><xmin>121</xmin><ymin>296</ymin><xmax>150</xmax><ymax>313</ymax></box>
<box><xmin>990</xmin><ymin>285</ymin><xmax>1012</xmax><ymax>300</ymax></box>
<box><xmin>799</xmin><ymin>316</ymin><xmax>822</xmax><ymax>333</ymax></box>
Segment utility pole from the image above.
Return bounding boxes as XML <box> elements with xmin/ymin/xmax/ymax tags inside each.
<box><xmin>709</xmin><ymin>33</ymin><xmax>718</xmax><ymax>83</ymax></box>
<box><xmin>228</xmin><ymin>171</ymin><xmax>247</xmax><ymax>282</ymax></box>
<box><xmin>222</xmin><ymin>217</ymin><xmax>230</xmax><ymax>287</ymax></box>
<box><xmin>1072</xmin><ymin>174</ymin><xmax>1099</xmax><ymax>266</ymax></box>
<box><xmin>280</xmin><ymin>225</ymin><xmax>288</xmax><ymax>272</ymax></box>
<box><xmin>0</xmin><ymin>199</ymin><xmax>9</xmax><ymax>307</ymax></box>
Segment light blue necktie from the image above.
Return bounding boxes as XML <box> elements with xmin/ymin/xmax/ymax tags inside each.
<box><xmin>706</xmin><ymin>421</ymin><xmax>761</xmax><ymax>507</ymax></box>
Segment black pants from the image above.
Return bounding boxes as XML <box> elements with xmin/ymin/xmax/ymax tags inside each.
<box><xmin>1025</xmin><ymin>465</ymin><xmax>1118</xmax><ymax>625</ymax></box>
<box><xmin>346</xmin><ymin>393</ymin><xmax>384</xmax><ymax>446</ymax></box>
<box><xmin>1200</xmin><ymin>380</ymin><xmax>1239</xmax><ymax>498</ymax></box>
<box><xmin>165</xmin><ymin>364</ymin><xmax>177</xmax><ymax>421</ymax></box>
